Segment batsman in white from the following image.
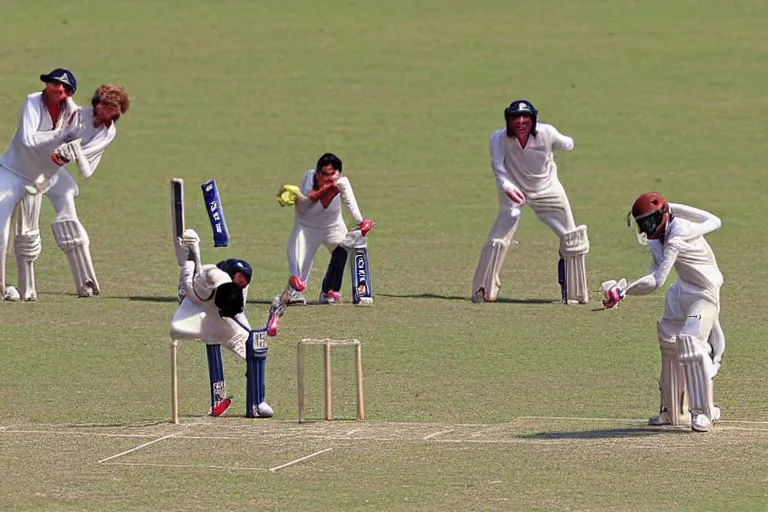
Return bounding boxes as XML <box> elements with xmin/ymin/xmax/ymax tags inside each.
<box><xmin>603</xmin><ymin>192</ymin><xmax>726</xmax><ymax>432</ymax></box>
<box><xmin>45</xmin><ymin>83</ymin><xmax>130</xmax><ymax>297</ymax></box>
<box><xmin>277</xmin><ymin>152</ymin><xmax>374</xmax><ymax>305</ymax></box>
<box><xmin>170</xmin><ymin>228</ymin><xmax>274</xmax><ymax>417</ymax></box>
<box><xmin>471</xmin><ymin>100</ymin><xmax>589</xmax><ymax>304</ymax></box>
<box><xmin>0</xmin><ymin>68</ymin><xmax>80</xmax><ymax>301</ymax></box>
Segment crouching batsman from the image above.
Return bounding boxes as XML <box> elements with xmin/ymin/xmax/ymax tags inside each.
<box><xmin>602</xmin><ymin>192</ymin><xmax>725</xmax><ymax>432</ymax></box>
<box><xmin>169</xmin><ymin>228</ymin><xmax>305</xmax><ymax>418</ymax></box>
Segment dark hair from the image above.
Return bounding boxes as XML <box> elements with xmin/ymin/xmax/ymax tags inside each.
<box><xmin>315</xmin><ymin>153</ymin><xmax>342</xmax><ymax>173</ymax></box>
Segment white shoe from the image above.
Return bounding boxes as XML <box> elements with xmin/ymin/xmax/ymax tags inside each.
<box><xmin>3</xmin><ymin>286</ymin><xmax>21</xmax><ymax>302</ymax></box>
<box><xmin>288</xmin><ymin>291</ymin><xmax>306</xmax><ymax>306</ymax></box>
<box><xmin>78</xmin><ymin>282</ymin><xmax>97</xmax><ymax>297</ymax></box>
<box><xmin>691</xmin><ymin>414</ymin><xmax>712</xmax><ymax>432</ymax></box>
<box><xmin>649</xmin><ymin>411</ymin><xmax>691</xmax><ymax>426</ymax></box>
<box><xmin>254</xmin><ymin>402</ymin><xmax>273</xmax><ymax>418</ymax></box>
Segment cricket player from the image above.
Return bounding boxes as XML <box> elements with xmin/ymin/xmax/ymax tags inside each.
<box><xmin>170</xmin><ymin>228</ymin><xmax>274</xmax><ymax>417</ymax></box>
<box><xmin>277</xmin><ymin>152</ymin><xmax>374</xmax><ymax>305</ymax></box>
<box><xmin>471</xmin><ymin>100</ymin><xmax>589</xmax><ymax>304</ymax></box>
<box><xmin>0</xmin><ymin>68</ymin><xmax>80</xmax><ymax>301</ymax></box>
<box><xmin>603</xmin><ymin>192</ymin><xmax>725</xmax><ymax>432</ymax></box>
<box><xmin>45</xmin><ymin>83</ymin><xmax>130</xmax><ymax>297</ymax></box>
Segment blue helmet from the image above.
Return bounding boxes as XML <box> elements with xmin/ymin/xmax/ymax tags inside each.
<box><xmin>216</xmin><ymin>258</ymin><xmax>252</xmax><ymax>285</ymax></box>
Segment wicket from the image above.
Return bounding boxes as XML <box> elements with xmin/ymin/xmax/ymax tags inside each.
<box><xmin>297</xmin><ymin>339</ymin><xmax>365</xmax><ymax>423</ymax></box>
<box><xmin>171</xmin><ymin>339</ymin><xmax>179</xmax><ymax>424</ymax></box>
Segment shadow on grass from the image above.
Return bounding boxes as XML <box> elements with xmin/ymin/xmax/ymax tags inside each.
<box><xmin>378</xmin><ymin>293</ymin><xmax>554</xmax><ymax>304</ymax></box>
<box><xmin>520</xmin><ymin>426</ymin><xmax>685</xmax><ymax>440</ymax></box>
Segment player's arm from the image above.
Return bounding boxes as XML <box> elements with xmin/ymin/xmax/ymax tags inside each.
<box><xmin>624</xmin><ymin>241</ymin><xmax>681</xmax><ymax>296</ymax></box>
<box><xmin>548</xmin><ymin>124</ymin><xmax>574</xmax><ymax>152</ymax></box>
<box><xmin>18</xmin><ymin>97</ymin><xmax>64</xmax><ymax>148</ymax></box>
<box><xmin>489</xmin><ymin>130</ymin><xmax>525</xmax><ymax>204</ymax></box>
<box><xmin>336</xmin><ymin>177</ymin><xmax>364</xmax><ymax>224</ymax></box>
<box><xmin>669</xmin><ymin>203</ymin><xmax>721</xmax><ymax>240</ymax></box>
<box><xmin>295</xmin><ymin>170</ymin><xmax>316</xmax><ymax>214</ymax></box>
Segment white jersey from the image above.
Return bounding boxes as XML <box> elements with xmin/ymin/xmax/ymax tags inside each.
<box><xmin>626</xmin><ymin>204</ymin><xmax>723</xmax><ymax>305</ymax></box>
<box><xmin>0</xmin><ymin>92</ymin><xmax>79</xmax><ymax>182</ymax></box>
<box><xmin>68</xmin><ymin>107</ymin><xmax>117</xmax><ymax>178</ymax></box>
<box><xmin>490</xmin><ymin>122</ymin><xmax>574</xmax><ymax>194</ymax></box>
<box><xmin>294</xmin><ymin>169</ymin><xmax>364</xmax><ymax>229</ymax></box>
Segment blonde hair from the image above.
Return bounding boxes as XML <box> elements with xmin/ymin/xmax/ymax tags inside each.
<box><xmin>92</xmin><ymin>83</ymin><xmax>130</xmax><ymax>114</ymax></box>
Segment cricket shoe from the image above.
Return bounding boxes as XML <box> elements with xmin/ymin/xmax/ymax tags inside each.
<box><xmin>210</xmin><ymin>398</ymin><xmax>232</xmax><ymax>417</ymax></box>
<box><xmin>288</xmin><ymin>291</ymin><xmax>307</xmax><ymax>306</ymax></box>
<box><xmin>2</xmin><ymin>286</ymin><xmax>21</xmax><ymax>302</ymax></box>
<box><xmin>648</xmin><ymin>410</ymin><xmax>691</xmax><ymax>426</ymax></box>
<box><xmin>78</xmin><ymin>281</ymin><xmax>99</xmax><ymax>297</ymax></box>
<box><xmin>252</xmin><ymin>402</ymin><xmax>274</xmax><ymax>418</ymax></box>
<box><xmin>691</xmin><ymin>413</ymin><xmax>712</xmax><ymax>432</ymax></box>
<box><xmin>319</xmin><ymin>290</ymin><xmax>342</xmax><ymax>304</ymax></box>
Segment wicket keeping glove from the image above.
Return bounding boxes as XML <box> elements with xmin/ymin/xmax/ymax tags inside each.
<box><xmin>277</xmin><ymin>185</ymin><xmax>302</xmax><ymax>207</ymax></box>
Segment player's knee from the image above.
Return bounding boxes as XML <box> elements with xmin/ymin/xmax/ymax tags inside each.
<box><xmin>14</xmin><ymin>231</ymin><xmax>41</xmax><ymax>261</ymax></box>
<box><xmin>52</xmin><ymin>218</ymin><xmax>90</xmax><ymax>252</ymax></box>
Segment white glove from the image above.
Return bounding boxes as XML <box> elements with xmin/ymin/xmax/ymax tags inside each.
<box><xmin>180</xmin><ymin>229</ymin><xmax>201</xmax><ymax>261</ymax></box>
<box><xmin>53</xmin><ymin>142</ymin><xmax>77</xmax><ymax>165</ymax></box>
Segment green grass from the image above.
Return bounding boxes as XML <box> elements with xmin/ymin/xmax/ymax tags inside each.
<box><xmin>1</xmin><ymin>0</ymin><xmax>768</xmax><ymax>510</ymax></box>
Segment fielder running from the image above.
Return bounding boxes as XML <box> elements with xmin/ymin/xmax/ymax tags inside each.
<box><xmin>0</xmin><ymin>68</ymin><xmax>80</xmax><ymax>301</ymax></box>
<box><xmin>277</xmin><ymin>152</ymin><xmax>374</xmax><ymax>305</ymax></box>
<box><xmin>471</xmin><ymin>100</ymin><xmax>589</xmax><ymax>304</ymax></box>
<box><xmin>602</xmin><ymin>192</ymin><xmax>725</xmax><ymax>432</ymax></box>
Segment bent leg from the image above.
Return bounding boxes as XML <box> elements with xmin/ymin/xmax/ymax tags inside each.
<box><xmin>471</xmin><ymin>191</ymin><xmax>522</xmax><ymax>302</ymax></box>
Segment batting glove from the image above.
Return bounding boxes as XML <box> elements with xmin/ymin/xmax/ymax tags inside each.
<box><xmin>359</xmin><ymin>219</ymin><xmax>375</xmax><ymax>236</ymax></box>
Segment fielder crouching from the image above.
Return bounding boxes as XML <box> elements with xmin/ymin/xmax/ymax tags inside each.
<box><xmin>472</xmin><ymin>100</ymin><xmax>589</xmax><ymax>304</ymax></box>
<box><xmin>603</xmin><ymin>192</ymin><xmax>725</xmax><ymax>432</ymax></box>
<box><xmin>169</xmin><ymin>229</ymin><xmax>274</xmax><ymax>418</ymax></box>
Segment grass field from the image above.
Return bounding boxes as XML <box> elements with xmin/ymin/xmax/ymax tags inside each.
<box><xmin>1</xmin><ymin>0</ymin><xmax>768</xmax><ymax>510</ymax></box>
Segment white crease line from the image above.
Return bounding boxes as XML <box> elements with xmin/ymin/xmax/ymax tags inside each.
<box><xmin>517</xmin><ymin>416</ymin><xmax>647</xmax><ymax>423</ymax></box>
<box><xmin>103</xmin><ymin>461</ymin><xmax>268</xmax><ymax>471</ymax></box>
<box><xmin>98</xmin><ymin>431</ymin><xmax>185</xmax><ymax>464</ymax></box>
<box><xmin>268</xmin><ymin>448</ymin><xmax>333</xmax><ymax>473</ymax></box>
<box><xmin>2</xmin><ymin>430</ymin><xmax>156</xmax><ymax>438</ymax></box>
<box><xmin>423</xmin><ymin>429</ymin><xmax>454</xmax><ymax>440</ymax></box>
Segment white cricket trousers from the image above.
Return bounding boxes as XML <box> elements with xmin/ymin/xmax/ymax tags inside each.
<box><xmin>287</xmin><ymin>220</ymin><xmax>347</xmax><ymax>282</ymax></box>
<box><xmin>0</xmin><ymin>167</ymin><xmax>32</xmax><ymax>291</ymax></box>
<box><xmin>486</xmin><ymin>178</ymin><xmax>577</xmax><ymax>243</ymax></box>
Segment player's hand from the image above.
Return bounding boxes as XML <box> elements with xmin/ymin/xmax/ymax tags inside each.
<box><xmin>602</xmin><ymin>286</ymin><xmax>625</xmax><ymax>309</ymax></box>
<box><xmin>180</xmin><ymin>229</ymin><xmax>201</xmax><ymax>261</ymax></box>
<box><xmin>359</xmin><ymin>219</ymin><xmax>375</xmax><ymax>236</ymax></box>
<box><xmin>277</xmin><ymin>184</ymin><xmax>301</xmax><ymax>207</ymax></box>
<box><xmin>51</xmin><ymin>142</ymin><xmax>76</xmax><ymax>166</ymax></box>
<box><xmin>505</xmin><ymin>187</ymin><xmax>525</xmax><ymax>205</ymax></box>
<box><xmin>313</xmin><ymin>183</ymin><xmax>340</xmax><ymax>208</ymax></box>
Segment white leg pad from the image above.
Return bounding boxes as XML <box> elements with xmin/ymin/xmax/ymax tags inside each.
<box><xmin>677</xmin><ymin>334</ymin><xmax>715</xmax><ymax>421</ymax></box>
<box><xmin>471</xmin><ymin>238</ymin><xmax>510</xmax><ymax>302</ymax></box>
<box><xmin>655</xmin><ymin>335</ymin><xmax>689</xmax><ymax>426</ymax></box>
<box><xmin>560</xmin><ymin>225</ymin><xmax>589</xmax><ymax>304</ymax></box>
<box><xmin>52</xmin><ymin>218</ymin><xmax>100</xmax><ymax>297</ymax></box>
<box><xmin>13</xmin><ymin>193</ymin><xmax>43</xmax><ymax>301</ymax></box>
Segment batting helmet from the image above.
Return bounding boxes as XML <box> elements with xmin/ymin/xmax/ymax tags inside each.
<box><xmin>504</xmin><ymin>100</ymin><xmax>538</xmax><ymax>134</ymax></box>
<box><xmin>628</xmin><ymin>192</ymin><xmax>672</xmax><ymax>241</ymax></box>
<box><xmin>216</xmin><ymin>259</ymin><xmax>252</xmax><ymax>286</ymax></box>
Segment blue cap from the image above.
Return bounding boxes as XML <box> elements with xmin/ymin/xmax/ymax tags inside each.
<box><xmin>40</xmin><ymin>68</ymin><xmax>77</xmax><ymax>93</ymax></box>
